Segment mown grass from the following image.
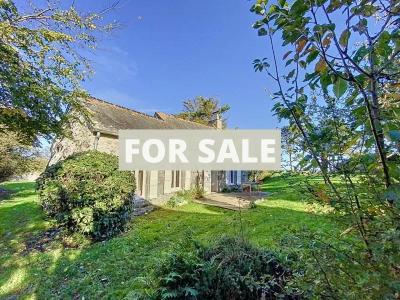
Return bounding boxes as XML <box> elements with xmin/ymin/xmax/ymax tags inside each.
<box><xmin>0</xmin><ymin>175</ymin><xmax>343</xmax><ymax>299</ymax></box>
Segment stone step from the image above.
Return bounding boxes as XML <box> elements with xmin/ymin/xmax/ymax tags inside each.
<box><xmin>133</xmin><ymin>198</ymin><xmax>150</xmax><ymax>208</ymax></box>
<box><xmin>132</xmin><ymin>194</ymin><xmax>152</xmax><ymax>208</ymax></box>
<box><xmin>131</xmin><ymin>194</ymin><xmax>154</xmax><ymax>216</ymax></box>
<box><xmin>133</xmin><ymin>205</ymin><xmax>154</xmax><ymax>216</ymax></box>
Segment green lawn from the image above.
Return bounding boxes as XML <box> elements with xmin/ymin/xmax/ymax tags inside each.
<box><xmin>0</xmin><ymin>175</ymin><xmax>342</xmax><ymax>299</ymax></box>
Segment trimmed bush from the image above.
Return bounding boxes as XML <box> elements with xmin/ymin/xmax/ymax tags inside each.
<box><xmin>156</xmin><ymin>236</ymin><xmax>299</xmax><ymax>299</ymax></box>
<box><xmin>37</xmin><ymin>151</ymin><xmax>135</xmax><ymax>240</ymax></box>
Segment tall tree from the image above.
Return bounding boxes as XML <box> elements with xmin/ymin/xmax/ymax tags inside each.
<box><xmin>252</xmin><ymin>0</ymin><xmax>400</xmax><ymax>190</ymax></box>
<box><xmin>252</xmin><ymin>0</ymin><xmax>400</xmax><ymax>298</ymax></box>
<box><xmin>0</xmin><ymin>0</ymin><xmax>118</xmax><ymax>143</ymax></box>
<box><xmin>176</xmin><ymin>96</ymin><xmax>230</xmax><ymax>128</ymax></box>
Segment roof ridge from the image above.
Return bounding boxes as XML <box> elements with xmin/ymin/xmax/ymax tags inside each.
<box><xmin>87</xmin><ymin>96</ymin><xmax>160</xmax><ymax>121</ymax></box>
<box><xmin>167</xmin><ymin>112</ymin><xmax>214</xmax><ymax>128</ymax></box>
<box><xmin>85</xmin><ymin>95</ymin><xmax>216</xmax><ymax>130</ymax></box>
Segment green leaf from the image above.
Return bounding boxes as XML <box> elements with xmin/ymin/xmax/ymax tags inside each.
<box><xmin>258</xmin><ymin>28</ymin><xmax>268</xmax><ymax>36</ymax></box>
<box><xmin>289</xmin><ymin>0</ymin><xmax>308</xmax><ymax>16</ymax></box>
<box><xmin>333</xmin><ymin>77</ymin><xmax>348</xmax><ymax>98</ymax></box>
<box><xmin>352</xmin><ymin>4</ymin><xmax>378</xmax><ymax>17</ymax></box>
<box><xmin>250</xmin><ymin>3</ymin><xmax>265</xmax><ymax>14</ymax></box>
<box><xmin>320</xmin><ymin>72</ymin><xmax>332</xmax><ymax>92</ymax></box>
<box><xmin>353</xmin><ymin>46</ymin><xmax>368</xmax><ymax>63</ymax></box>
<box><xmin>283</xmin><ymin>50</ymin><xmax>292</xmax><ymax>60</ymax></box>
<box><xmin>339</xmin><ymin>29</ymin><xmax>350</xmax><ymax>48</ymax></box>
<box><xmin>287</xmin><ymin>69</ymin><xmax>295</xmax><ymax>79</ymax></box>
<box><xmin>392</xmin><ymin>30</ymin><xmax>400</xmax><ymax>51</ymax></box>
<box><xmin>305</xmin><ymin>72</ymin><xmax>318</xmax><ymax>81</ymax></box>
<box><xmin>377</xmin><ymin>31</ymin><xmax>392</xmax><ymax>56</ymax></box>
<box><xmin>285</xmin><ymin>58</ymin><xmax>294</xmax><ymax>66</ymax></box>
<box><xmin>268</xmin><ymin>4</ymin><xmax>277</xmax><ymax>13</ymax></box>
<box><xmin>354</xmin><ymin>73</ymin><xmax>368</xmax><ymax>87</ymax></box>
<box><xmin>183</xmin><ymin>287</ymin><xmax>199</xmax><ymax>297</ymax></box>
<box><xmin>326</xmin><ymin>0</ymin><xmax>342</xmax><ymax>12</ymax></box>
<box><xmin>252</xmin><ymin>20</ymin><xmax>264</xmax><ymax>29</ymax></box>
<box><xmin>306</xmin><ymin>50</ymin><xmax>319</xmax><ymax>63</ymax></box>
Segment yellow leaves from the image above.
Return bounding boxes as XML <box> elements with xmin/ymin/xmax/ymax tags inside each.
<box><xmin>322</xmin><ymin>34</ymin><xmax>332</xmax><ymax>48</ymax></box>
<box><xmin>387</xmin><ymin>82</ymin><xmax>400</xmax><ymax>88</ymax></box>
<box><xmin>296</xmin><ymin>37</ymin><xmax>307</xmax><ymax>54</ymax></box>
<box><xmin>40</xmin><ymin>29</ymin><xmax>74</xmax><ymax>42</ymax></box>
<box><xmin>0</xmin><ymin>22</ymin><xmax>14</xmax><ymax>41</ymax></box>
<box><xmin>0</xmin><ymin>22</ymin><xmax>11</xmax><ymax>31</ymax></box>
<box><xmin>385</xmin><ymin>93</ymin><xmax>400</xmax><ymax>101</ymax></box>
<box><xmin>0</xmin><ymin>107</ymin><xmax>28</xmax><ymax>119</ymax></box>
<box><xmin>315</xmin><ymin>58</ymin><xmax>327</xmax><ymax>73</ymax></box>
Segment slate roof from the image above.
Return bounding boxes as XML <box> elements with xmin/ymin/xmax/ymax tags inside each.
<box><xmin>85</xmin><ymin>97</ymin><xmax>212</xmax><ymax>135</ymax></box>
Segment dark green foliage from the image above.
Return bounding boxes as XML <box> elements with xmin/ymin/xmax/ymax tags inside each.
<box><xmin>280</xmin><ymin>228</ymin><xmax>400</xmax><ymax>299</ymax></box>
<box><xmin>36</xmin><ymin>151</ymin><xmax>135</xmax><ymax>240</ymax></box>
<box><xmin>156</xmin><ymin>236</ymin><xmax>299</xmax><ymax>300</ymax></box>
<box><xmin>251</xmin><ymin>0</ymin><xmax>400</xmax><ymax>298</ymax></box>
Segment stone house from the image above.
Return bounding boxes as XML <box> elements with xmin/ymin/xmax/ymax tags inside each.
<box><xmin>50</xmin><ymin>97</ymin><xmax>247</xmax><ymax>204</ymax></box>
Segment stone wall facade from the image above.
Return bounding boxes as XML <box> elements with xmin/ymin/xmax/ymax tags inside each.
<box><xmin>50</xmin><ymin>122</ymin><xmax>213</xmax><ymax>205</ymax></box>
<box><xmin>49</xmin><ymin>120</ymin><xmax>94</xmax><ymax>165</ymax></box>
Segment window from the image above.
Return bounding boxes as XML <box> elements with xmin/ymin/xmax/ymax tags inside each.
<box><xmin>171</xmin><ymin>170</ymin><xmax>180</xmax><ymax>188</ymax></box>
<box><xmin>176</xmin><ymin>170</ymin><xmax>180</xmax><ymax>187</ymax></box>
<box><xmin>229</xmin><ymin>171</ymin><xmax>237</xmax><ymax>184</ymax></box>
<box><xmin>138</xmin><ymin>171</ymin><xmax>144</xmax><ymax>195</ymax></box>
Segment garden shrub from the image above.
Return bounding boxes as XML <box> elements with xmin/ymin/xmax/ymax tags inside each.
<box><xmin>156</xmin><ymin>236</ymin><xmax>300</xmax><ymax>299</ymax></box>
<box><xmin>166</xmin><ymin>190</ymin><xmax>191</xmax><ymax>208</ymax></box>
<box><xmin>280</xmin><ymin>228</ymin><xmax>400</xmax><ymax>299</ymax></box>
<box><xmin>37</xmin><ymin>151</ymin><xmax>135</xmax><ymax>240</ymax></box>
<box><xmin>191</xmin><ymin>184</ymin><xmax>205</xmax><ymax>199</ymax></box>
<box><xmin>166</xmin><ymin>187</ymin><xmax>204</xmax><ymax>208</ymax></box>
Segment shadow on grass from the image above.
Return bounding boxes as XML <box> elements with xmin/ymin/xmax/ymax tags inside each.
<box><xmin>0</xmin><ymin>182</ymin><xmax>37</xmax><ymax>201</ymax></box>
<box><xmin>1</xmin><ymin>205</ymin><xmax>341</xmax><ymax>299</ymax></box>
<box><xmin>0</xmin><ymin>178</ymin><xmax>342</xmax><ymax>299</ymax></box>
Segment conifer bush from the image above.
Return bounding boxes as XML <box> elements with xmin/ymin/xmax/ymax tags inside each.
<box><xmin>37</xmin><ymin>151</ymin><xmax>135</xmax><ymax>240</ymax></box>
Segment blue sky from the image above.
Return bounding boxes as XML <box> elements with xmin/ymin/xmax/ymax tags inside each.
<box><xmin>75</xmin><ymin>0</ymin><xmax>280</xmax><ymax>129</ymax></box>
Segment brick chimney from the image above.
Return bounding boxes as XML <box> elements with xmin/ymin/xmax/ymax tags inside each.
<box><xmin>215</xmin><ymin>112</ymin><xmax>223</xmax><ymax>129</ymax></box>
